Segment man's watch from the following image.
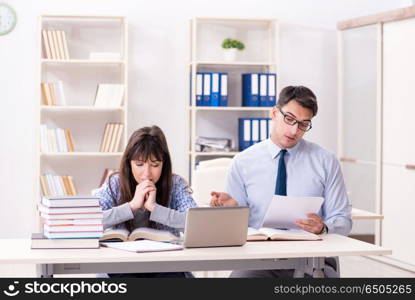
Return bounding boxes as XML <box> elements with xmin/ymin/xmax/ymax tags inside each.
<box><xmin>319</xmin><ymin>223</ymin><xmax>328</xmax><ymax>234</ymax></box>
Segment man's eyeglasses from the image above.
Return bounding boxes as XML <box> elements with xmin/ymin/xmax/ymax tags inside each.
<box><xmin>278</xmin><ymin>108</ymin><xmax>312</xmax><ymax>132</ymax></box>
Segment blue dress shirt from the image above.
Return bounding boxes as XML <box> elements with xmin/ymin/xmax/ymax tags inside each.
<box><xmin>225</xmin><ymin>138</ymin><xmax>352</xmax><ymax>235</ymax></box>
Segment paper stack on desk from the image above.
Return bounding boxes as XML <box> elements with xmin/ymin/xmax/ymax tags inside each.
<box><xmin>101</xmin><ymin>240</ymin><xmax>183</xmax><ymax>253</ymax></box>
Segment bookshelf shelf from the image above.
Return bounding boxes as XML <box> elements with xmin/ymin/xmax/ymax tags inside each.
<box><xmin>187</xmin><ymin>17</ymin><xmax>278</xmax><ymax>184</ymax></box>
<box><xmin>41</xmin><ymin>152</ymin><xmax>124</xmax><ymax>157</ymax></box>
<box><xmin>190</xmin><ymin>151</ymin><xmax>239</xmax><ymax>157</ymax></box>
<box><xmin>37</xmin><ymin>15</ymin><xmax>128</xmax><ymax>214</ymax></box>
<box><xmin>189</xmin><ymin>106</ymin><xmax>272</xmax><ymax>111</ymax></box>
<box><xmin>190</xmin><ymin>61</ymin><xmax>276</xmax><ymax>66</ymax></box>
<box><xmin>41</xmin><ymin>59</ymin><xmax>125</xmax><ymax>65</ymax></box>
<box><xmin>41</xmin><ymin>106</ymin><xmax>125</xmax><ymax>112</ymax></box>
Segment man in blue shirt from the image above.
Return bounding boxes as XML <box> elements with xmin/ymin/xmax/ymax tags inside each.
<box><xmin>211</xmin><ymin>85</ymin><xmax>352</xmax><ymax>277</ymax></box>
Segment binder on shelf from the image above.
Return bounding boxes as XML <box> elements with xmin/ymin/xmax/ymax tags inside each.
<box><xmin>267</xmin><ymin>118</ymin><xmax>271</xmax><ymax>139</ymax></box>
<box><xmin>219</xmin><ymin>73</ymin><xmax>228</xmax><ymax>106</ymax></box>
<box><xmin>242</xmin><ymin>73</ymin><xmax>259</xmax><ymax>106</ymax></box>
<box><xmin>251</xmin><ymin>118</ymin><xmax>260</xmax><ymax>145</ymax></box>
<box><xmin>259</xmin><ymin>73</ymin><xmax>268</xmax><ymax>107</ymax></box>
<box><xmin>202</xmin><ymin>72</ymin><xmax>211</xmax><ymax>106</ymax></box>
<box><xmin>267</xmin><ymin>73</ymin><xmax>277</xmax><ymax>106</ymax></box>
<box><xmin>238</xmin><ymin>118</ymin><xmax>251</xmax><ymax>151</ymax></box>
<box><xmin>260</xmin><ymin>118</ymin><xmax>268</xmax><ymax>141</ymax></box>
<box><xmin>210</xmin><ymin>72</ymin><xmax>220</xmax><ymax>106</ymax></box>
<box><xmin>196</xmin><ymin>72</ymin><xmax>203</xmax><ymax>106</ymax></box>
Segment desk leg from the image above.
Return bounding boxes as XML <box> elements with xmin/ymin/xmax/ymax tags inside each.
<box><xmin>311</xmin><ymin>258</ymin><xmax>325</xmax><ymax>278</ymax></box>
<box><xmin>36</xmin><ymin>264</ymin><xmax>53</xmax><ymax>278</ymax></box>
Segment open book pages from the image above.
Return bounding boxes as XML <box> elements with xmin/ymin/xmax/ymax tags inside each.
<box><xmin>101</xmin><ymin>240</ymin><xmax>183</xmax><ymax>253</ymax></box>
<box><xmin>247</xmin><ymin>227</ymin><xmax>322</xmax><ymax>241</ymax></box>
<box><xmin>100</xmin><ymin>227</ymin><xmax>178</xmax><ymax>242</ymax></box>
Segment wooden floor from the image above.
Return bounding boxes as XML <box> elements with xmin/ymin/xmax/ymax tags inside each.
<box><xmin>0</xmin><ymin>256</ymin><xmax>414</xmax><ymax>277</ymax></box>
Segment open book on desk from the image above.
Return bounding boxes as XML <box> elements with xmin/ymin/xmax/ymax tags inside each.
<box><xmin>101</xmin><ymin>240</ymin><xmax>183</xmax><ymax>253</ymax></box>
<box><xmin>99</xmin><ymin>227</ymin><xmax>177</xmax><ymax>242</ymax></box>
<box><xmin>247</xmin><ymin>227</ymin><xmax>322</xmax><ymax>241</ymax></box>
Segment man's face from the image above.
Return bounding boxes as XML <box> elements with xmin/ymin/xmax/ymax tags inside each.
<box><xmin>270</xmin><ymin>100</ymin><xmax>313</xmax><ymax>149</ymax></box>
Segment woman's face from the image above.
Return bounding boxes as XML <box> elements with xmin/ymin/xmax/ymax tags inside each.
<box><xmin>130</xmin><ymin>157</ymin><xmax>163</xmax><ymax>184</ymax></box>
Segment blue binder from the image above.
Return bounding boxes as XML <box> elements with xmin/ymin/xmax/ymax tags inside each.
<box><xmin>267</xmin><ymin>73</ymin><xmax>276</xmax><ymax>106</ymax></box>
<box><xmin>219</xmin><ymin>73</ymin><xmax>228</xmax><ymax>106</ymax></box>
<box><xmin>210</xmin><ymin>72</ymin><xmax>220</xmax><ymax>106</ymax></box>
<box><xmin>238</xmin><ymin>118</ymin><xmax>251</xmax><ymax>151</ymax></box>
<box><xmin>196</xmin><ymin>72</ymin><xmax>203</xmax><ymax>106</ymax></box>
<box><xmin>259</xmin><ymin>73</ymin><xmax>268</xmax><ymax>107</ymax></box>
<box><xmin>242</xmin><ymin>73</ymin><xmax>259</xmax><ymax>106</ymax></box>
<box><xmin>250</xmin><ymin>118</ymin><xmax>260</xmax><ymax>145</ymax></box>
<box><xmin>259</xmin><ymin>118</ymin><xmax>268</xmax><ymax>141</ymax></box>
<box><xmin>202</xmin><ymin>72</ymin><xmax>211</xmax><ymax>106</ymax></box>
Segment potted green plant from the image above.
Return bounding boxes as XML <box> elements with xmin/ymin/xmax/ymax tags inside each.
<box><xmin>222</xmin><ymin>38</ymin><xmax>245</xmax><ymax>61</ymax></box>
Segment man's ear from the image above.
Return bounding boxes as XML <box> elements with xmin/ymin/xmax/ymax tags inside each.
<box><xmin>270</xmin><ymin>106</ymin><xmax>278</xmax><ymax>120</ymax></box>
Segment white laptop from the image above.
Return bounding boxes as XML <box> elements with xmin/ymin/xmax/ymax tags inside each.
<box><xmin>182</xmin><ymin>207</ymin><xmax>249</xmax><ymax>248</ymax></box>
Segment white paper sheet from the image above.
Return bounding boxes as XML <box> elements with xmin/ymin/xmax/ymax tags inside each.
<box><xmin>262</xmin><ymin>195</ymin><xmax>324</xmax><ymax>229</ymax></box>
<box><xmin>101</xmin><ymin>240</ymin><xmax>183</xmax><ymax>253</ymax></box>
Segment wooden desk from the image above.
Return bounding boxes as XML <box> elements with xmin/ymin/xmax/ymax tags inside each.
<box><xmin>0</xmin><ymin>234</ymin><xmax>391</xmax><ymax>278</ymax></box>
<box><xmin>351</xmin><ymin>208</ymin><xmax>384</xmax><ymax>220</ymax></box>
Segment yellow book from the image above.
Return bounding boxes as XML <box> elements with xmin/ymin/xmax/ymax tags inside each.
<box><xmin>64</xmin><ymin>129</ymin><xmax>75</xmax><ymax>152</ymax></box>
<box><xmin>47</xmin><ymin>30</ymin><xmax>58</xmax><ymax>60</ymax></box>
<box><xmin>67</xmin><ymin>176</ymin><xmax>77</xmax><ymax>196</ymax></box>
<box><xmin>51</xmin><ymin>30</ymin><xmax>62</xmax><ymax>60</ymax></box>
<box><xmin>99</xmin><ymin>123</ymin><xmax>110</xmax><ymax>152</ymax></box>
<box><xmin>40</xmin><ymin>175</ymin><xmax>50</xmax><ymax>196</ymax></box>
<box><xmin>42</xmin><ymin>30</ymin><xmax>52</xmax><ymax>59</ymax></box>
<box><xmin>103</xmin><ymin>123</ymin><xmax>115</xmax><ymax>152</ymax></box>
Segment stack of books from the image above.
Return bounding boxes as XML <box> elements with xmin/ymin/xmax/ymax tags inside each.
<box><xmin>32</xmin><ymin>195</ymin><xmax>104</xmax><ymax>249</ymax></box>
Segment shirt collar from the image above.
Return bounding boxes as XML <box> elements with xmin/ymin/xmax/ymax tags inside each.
<box><xmin>266</xmin><ymin>138</ymin><xmax>303</xmax><ymax>159</ymax></box>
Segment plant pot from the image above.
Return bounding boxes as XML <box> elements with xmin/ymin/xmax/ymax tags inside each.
<box><xmin>223</xmin><ymin>48</ymin><xmax>237</xmax><ymax>61</ymax></box>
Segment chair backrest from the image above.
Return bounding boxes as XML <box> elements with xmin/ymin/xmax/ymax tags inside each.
<box><xmin>191</xmin><ymin>158</ymin><xmax>232</xmax><ymax>206</ymax></box>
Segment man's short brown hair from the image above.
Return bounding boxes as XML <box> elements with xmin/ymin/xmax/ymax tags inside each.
<box><xmin>277</xmin><ymin>86</ymin><xmax>318</xmax><ymax>117</ymax></box>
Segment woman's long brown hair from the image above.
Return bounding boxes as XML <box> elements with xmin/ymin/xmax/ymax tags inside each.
<box><xmin>108</xmin><ymin>125</ymin><xmax>172</xmax><ymax>229</ymax></box>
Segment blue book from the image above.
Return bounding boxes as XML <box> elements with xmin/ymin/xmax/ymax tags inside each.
<box><xmin>259</xmin><ymin>73</ymin><xmax>268</xmax><ymax>107</ymax></box>
<box><xmin>267</xmin><ymin>73</ymin><xmax>276</xmax><ymax>106</ymax></box>
<box><xmin>219</xmin><ymin>73</ymin><xmax>228</xmax><ymax>106</ymax></box>
<box><xmin>238</xmin><ymin>118</ymin><xmax>251</xmax><ymax>151</ymax></box>
<box><xmin>196</xmin><ymin>72</ymin><xmax>203</xmax><ymax>106</ymax></box>
<box><xmin>242</xmin><ymin>73</ymin><xmax>259</xmax><ymax>106</ymax></box>
<box><xmin>210</xmin><ymin>72</ymin><xmax>220</xmax><ymax>106</ymax></box>
<box><xmin>267</xmin><ymin>118</ymin><xmax>271</xmax><ymax>139</ymax></box>
<box><xmin>202</xmin><ymin>72</ymin><xmax>211</xmax><ymax>106</ymax></box>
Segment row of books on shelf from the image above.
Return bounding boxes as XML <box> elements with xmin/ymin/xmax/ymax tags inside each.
<box><xmin>40</xmin><ymin>174</ymin><xmax>77</xmax><ymax>196</ymax></box>
<box><xmin>40</xmin><ymin>122</ymin><xmax>123</xmax><ymax>153</ymax></box>
<box><xmin>242</xmin><ymin>73</ymin><xmax>276</xmax><ymax>107</ymax></box>
<box><xmin>41</xmin><ymin>82</ymin><xmax>125</xmax><ymax>108</ymax></box>
<box><xmin>42</xmin><ymin>30</ymin><xmax>70</xmax><ymax>60</ymax></box>
<box><xmin>195</xmin><ymin>72</ymin><xmax>228</xmax><ymax>106</ymax></box>
<box><xmin>40</xmin><ymin>125</ymin><xmax>75</xmax><ymax>153</ymax></box>
<box><xmin>238</xmin><ymin>118</ymin><xmax>271</xmax><ymax>151</ymax></box>
<box><xmin>100</xmin><ymin>123</ymin><xmax>124</xmax><ymax>152</ymax></box>
<box><xmin>41</xmin><ymin>82</ymin><xmax>66</xmax><ymax>106</ymax></box>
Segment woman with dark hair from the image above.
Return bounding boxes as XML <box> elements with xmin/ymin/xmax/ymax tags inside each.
<box><xmin>95</xmin><ymin>125</ymin><xmax>196</xmax><ymax>278</ymax></box>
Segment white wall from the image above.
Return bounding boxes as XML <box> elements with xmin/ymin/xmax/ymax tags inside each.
<box><xmin>0</xmin><ymin>0</ymin><xmax>411</xmax><ymax>238</ymax></box>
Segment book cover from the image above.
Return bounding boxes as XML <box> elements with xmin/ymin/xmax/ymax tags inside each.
<box><xmin>101</xmin><ymin>240</ymin><xmax>183</xmax><ymax>253</ymax></box>
<box><xmin>31</xmin><ymin>233</ymin><xmax>99</xmax><ymax>249</ymax></box>
<box><xmin>41</xmin><ymin>195</ymin><xmax>100</xmax><ymax>207</ymax></box>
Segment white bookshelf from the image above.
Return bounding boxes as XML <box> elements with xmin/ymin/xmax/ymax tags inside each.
<box><xmin>36</xmin><ymin>15</ymin><xmax>128</xmax><ymax>225</ymax></box>
<box><xmin>188</xmin><ymin>17</ymin><xmax>279</xmax><ymax>183</ymax></box>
